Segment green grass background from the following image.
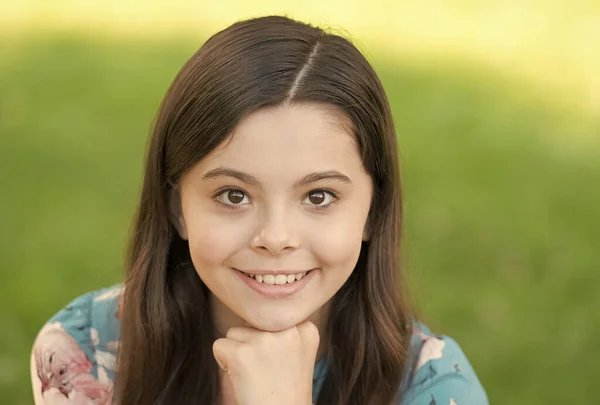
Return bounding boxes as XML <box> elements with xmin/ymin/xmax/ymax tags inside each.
<box><xmin>1</xmin><ymin>25</ymin><xmax>599</xmax><ymax>405</ymax></box>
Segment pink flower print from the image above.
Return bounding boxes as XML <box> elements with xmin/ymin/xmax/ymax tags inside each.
<box><xmin>33</xmin><ymin>323</ymin><xmax>112</xmax><ymax>404</ymax></box>
<box><xmin>413</xmin><ymin>330</ymin><xmax>446</xmax><ymax>371</ymax></box>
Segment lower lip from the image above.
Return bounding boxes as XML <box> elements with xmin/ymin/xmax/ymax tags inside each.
<box><xmin>234</xmin><ymin>268</ymin><xmax>318</xmax><ymax>299</ymax></box>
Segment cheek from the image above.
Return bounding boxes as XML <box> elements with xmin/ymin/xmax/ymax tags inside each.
<box><xmin>310</xmin><ymin>203</ymin><xmax>369</xmax><ymax>269</ymax></box>
<box><xmin>186</xmin><ymin>215</ymin><xmax>251</xmax><ymax>268</ymax></box>
<box><xmin>310</xmin><ymin>223</ymin><xmax>364</xmax><ymax>271</ymax></box>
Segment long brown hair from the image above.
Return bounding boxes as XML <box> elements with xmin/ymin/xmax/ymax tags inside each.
<box><xmin>116</xmin><ymin>15</ymin><xmax>413</xmax><ymax>405</ymax></box>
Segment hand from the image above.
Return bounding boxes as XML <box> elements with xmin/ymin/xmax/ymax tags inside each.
<box><xmin>213</xmin><ymin>320</ymin><xmax>320</xmax><ymax>405</ymax></box>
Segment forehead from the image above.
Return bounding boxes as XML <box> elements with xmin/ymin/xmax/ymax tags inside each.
<box><xmin>196</xmin><ymin>103</ymin><xmax>364</xmax><ymax>178</ymax></box>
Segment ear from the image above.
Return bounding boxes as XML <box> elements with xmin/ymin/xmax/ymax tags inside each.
<box><xmin>169</xmin><ymin>188</ymin><xmax>188</xmax><ymax>240</ymax></box>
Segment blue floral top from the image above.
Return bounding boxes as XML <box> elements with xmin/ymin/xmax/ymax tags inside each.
<box><xmin>31</xmin><ymin>285</ymin><xmax>488</xmax><ymax>404</ymax></box>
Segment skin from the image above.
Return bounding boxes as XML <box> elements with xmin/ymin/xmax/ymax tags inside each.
<box><xmin>170</xmin><ymin>102</ymin><xmax>373</xmax><ymax>405</ymax></box>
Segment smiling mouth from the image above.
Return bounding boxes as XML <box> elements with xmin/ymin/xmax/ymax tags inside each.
<box><xmin>234</xmin><ymin>269</ymin><xmax>315</xmax><ymax>285</ymax></box>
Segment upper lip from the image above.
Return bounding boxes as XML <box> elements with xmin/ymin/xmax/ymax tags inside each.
<box><xmin>234</xmin><ymin>268</ymin><xmax>314</xmax><ymax>275</ymax></box>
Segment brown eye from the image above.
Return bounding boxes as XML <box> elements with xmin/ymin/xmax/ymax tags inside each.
<box><xmin>227</xmin><ymin>190</ymin><xmax>245</xmax><ymax>204</ymax></box>
<box><xmin>303</xmin><ymin>190</ymin><xmax>336</xmax><ymax>208</ymax></box>
<box><xmin>308</xmin><ymin>191</ymin><xmax>326</xmax><ymax>205</ymax></box>
<box><xmin>216</xmin><ymin>189</ymin><xmax>250</xmax><ymax>207</ymax></box>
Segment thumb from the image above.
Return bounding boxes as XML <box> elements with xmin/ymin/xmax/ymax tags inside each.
<box><xmin>212</xmin><ymin>338</ymin><xmax>241</xmax><ymax>374</ymax></box>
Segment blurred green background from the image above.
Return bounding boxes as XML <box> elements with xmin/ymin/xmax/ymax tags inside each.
<box><xmin>1</xmin><ymin>1</ymin><xmax>599</xmax><ymax>404</ymax></box>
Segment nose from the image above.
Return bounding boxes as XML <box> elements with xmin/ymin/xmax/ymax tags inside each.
<box><xmin>251</xmin><ymin>207</ymin><xmax>298</xmax><ymax>256</ymax></box>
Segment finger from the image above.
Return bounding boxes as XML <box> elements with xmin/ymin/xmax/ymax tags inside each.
<box><xmin>225</xmin><ymin>326</ymin><xmax>261</xmax><ymax>343</ymax></box>
<box><xmin>212</xmin><ymin>338</ymin><xmax>243</xmax><ymax>373</ymax></box>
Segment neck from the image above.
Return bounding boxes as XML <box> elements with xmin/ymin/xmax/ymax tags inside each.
<box><xmin>209</xmin><ymin>292</ymin><xmax>330</xmax><ymax>361</ymax></box>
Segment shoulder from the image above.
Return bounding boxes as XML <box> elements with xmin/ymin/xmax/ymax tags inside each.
<box><xmin>30</xmin><ymin>284</ymin><xmax>123</xmax><ymax>404</ymax></box>
<box><xmin>399</xmin><ymin>323</ymin><xmax>489</xmax><ymax>405</ymax></box>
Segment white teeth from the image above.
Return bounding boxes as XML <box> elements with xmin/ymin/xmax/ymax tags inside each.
<box><xmin>244</xmin><ymin>271</ymin><xmax>311</xmax><ymax>285</ymax></box>
<box><xmin>275</xmin><ymin>275</ymin><xmax>287</xmax><ymax>285</ymax></box>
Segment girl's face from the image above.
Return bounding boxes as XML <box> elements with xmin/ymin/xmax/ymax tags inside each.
<box><xmin>173</xmin><ymin>103</ymin><xmax>373</xmax><ymax>333</ymax></box>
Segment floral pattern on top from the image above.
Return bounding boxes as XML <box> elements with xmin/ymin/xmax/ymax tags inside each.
<box><xmin>31</xmin><ymin>285</ymin><xmax>488</xmax><ymax>404</ymax></box>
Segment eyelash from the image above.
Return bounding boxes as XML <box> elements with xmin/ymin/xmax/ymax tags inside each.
<box><xmin>213</xmin><ymin>188</ymin><xmax>340</xmax><ymax>211</ymax></box>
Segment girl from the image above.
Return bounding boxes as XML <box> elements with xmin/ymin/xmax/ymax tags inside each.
<box><xmin>31</xmin><ymin>15</ymin><xmax>488</xmax><ymax>405</ymax></box>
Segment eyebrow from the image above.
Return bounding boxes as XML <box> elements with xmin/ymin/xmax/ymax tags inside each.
<box><xmin>201</xmin><ymin>167</ymin><xmax>352</xmax><ymax>188</ymax></box>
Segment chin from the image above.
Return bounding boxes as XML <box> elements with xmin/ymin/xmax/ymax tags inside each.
<box><xmin>243</xmin><ymin>309</ymin><xmax>308</xmax><ymax>332</ymax></box>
